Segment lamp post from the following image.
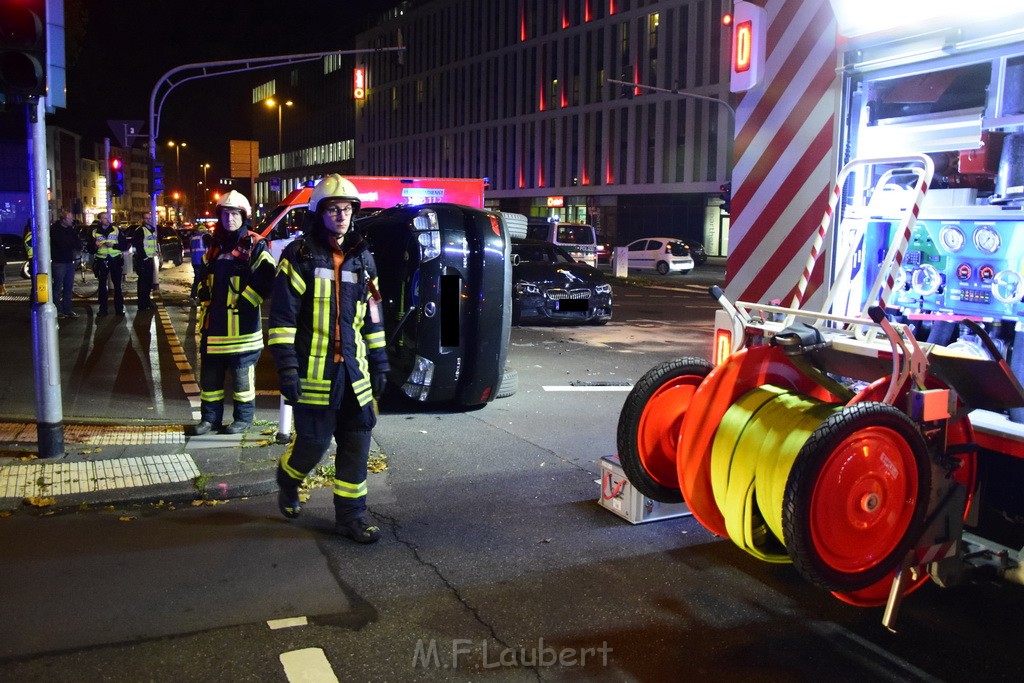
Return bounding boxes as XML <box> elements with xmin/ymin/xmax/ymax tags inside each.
<box><xmin>199</xmin><ymin>164</ymin><xmax>211</xmax><ymax>216</ymax></box>
<box><xmin>167</xmin><ymin>140</ymin><xmax>187</xmax><ymax>192</ymax></box>
<box><xmin>265</xmin><ymin>98</ymin><xmax>293</xmax><ymax>155</ymax></box>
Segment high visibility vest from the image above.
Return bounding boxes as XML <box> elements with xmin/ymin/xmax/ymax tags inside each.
<box><xmin>93</xmin><ymin>227</ymin><xmax>121</xmax><ymax>259</ymax></box>
<box><xmin>139</xmin><ymin>226</ymin><xmax>157</xmax><ymax>258</ymax></box>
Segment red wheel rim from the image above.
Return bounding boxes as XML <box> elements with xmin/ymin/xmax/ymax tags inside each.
<box><xmin>809</xmin><ymin>426</ymin><xmax>920</xmax><ymax>575</ymax></box>
<box><xmin>636</xmin><ymin>376</ymin><xmax>703</xmax><ymax>490</ymax></box>
<box><xmin>849</xmin><ymin>376</ymin><xmax>976</xmax><ymax>516</ymax></box>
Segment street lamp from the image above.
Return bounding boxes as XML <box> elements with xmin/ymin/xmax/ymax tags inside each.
<box><xmin>265</xmin><ymin>98</ymin><xmax>293</xmax><ymax>155</ymax></box>
<box><xmin>167</xmin><ymin>140</ymin><xmax>187</xmax><ymax>191</ymax></box>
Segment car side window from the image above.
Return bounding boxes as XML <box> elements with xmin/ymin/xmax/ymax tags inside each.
<box><xmin>648</xmin><ymin>240</ymin><xmax>663</xmax><ymax>251</ymax></box>
<box><xmin>628</xmin><ymin>241</ymin><xmax>646</xmax><ymax>252</ymax></box>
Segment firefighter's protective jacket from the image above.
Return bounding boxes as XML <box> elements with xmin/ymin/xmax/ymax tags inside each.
<box><xmin>198</xmin><ymin>228</ymin><xmax>276</xmax><ymax>355</ymax></box>
<box><xmin>268</xmin><ymin>231</ymin><xmax>389</xmax><ymax>409</ymax></box>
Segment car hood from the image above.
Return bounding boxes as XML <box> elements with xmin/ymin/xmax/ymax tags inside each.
<box><xmin>514</xmin><ymin>261</ymin><xmax>605</xmax><ymax>286</ymax></box>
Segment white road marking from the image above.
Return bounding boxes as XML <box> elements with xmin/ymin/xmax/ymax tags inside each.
<box><xmin>543</xmin><ymin>385</ymin><xmax>633</xmax><ymax>392</ymax></box>
<box><xmin>280</xmin><ymin>648</ymin><xmax>339</xmax><ymax>682</ymax></box>
<box><xmin>268</xmin><ymin>616</ymin><xmax>308</xmax><ymax>630</ymax></box>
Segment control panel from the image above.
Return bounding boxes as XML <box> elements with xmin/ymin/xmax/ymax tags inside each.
<box><xmin>856</xmin><ymin>211</ymin><xmax>1024</xmax><ymax>321</ymax></box>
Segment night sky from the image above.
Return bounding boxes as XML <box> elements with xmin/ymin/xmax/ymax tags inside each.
<box><xmin>50</xmin><ymin>0</ymin><xmax>386</xmax><ymax>186</ymax></box>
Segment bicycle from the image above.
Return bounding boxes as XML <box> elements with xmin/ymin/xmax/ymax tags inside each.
<box><xmin>72</xmin><ymin>253</ymin><xmax>99</xmax><ymax>299</ymax></box>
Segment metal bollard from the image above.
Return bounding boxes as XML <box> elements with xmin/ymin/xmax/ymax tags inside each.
<box><xmin>276</xmin><ymin>395</ymin><xmax>293</xmax><ymax>444</ymax></box>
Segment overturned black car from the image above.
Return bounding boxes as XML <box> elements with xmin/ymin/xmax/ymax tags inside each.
<box><xmin>359</xmin><ymin>203</ymin><xmax>513</xmax><ymax>408</ymax></box>
<box><xmin>511</xmin><ymin>238</ymin><xmax>612</xmax><ymax>325</ymax></box>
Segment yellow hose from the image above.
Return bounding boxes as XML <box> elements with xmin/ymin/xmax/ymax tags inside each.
<box><xmin>711</xmin><ymin>385</ymin><xmax>840</xmax><ymax>562</ymax></box>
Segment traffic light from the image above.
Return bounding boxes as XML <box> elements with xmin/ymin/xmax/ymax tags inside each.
<box><xmin>0</xmin><ymin>0</ymin><xmax>47</xmax><ymax>100</ymax></box>
<box><xmin>618</xmin><ymin>69</ymin><xmax>634</xmax><ymax>100</ymax></box>
<box><xmin>110</xmin><ymin>157</ymin><xmax>125</xmax><ymax>197</ymax></box>
<box><xmin>148</xmin><ymin>159</ymin><xmax>164</xmax><ymax>196</ymax></box>
<box><xmin>719</xmin><ymin>182</ymin><xmax>732</xmax><ymax>214</ymax></box>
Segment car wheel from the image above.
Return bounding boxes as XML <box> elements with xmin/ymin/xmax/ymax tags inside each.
<box><xmin>656</xmin><ymin>261</ymin><xmax>669</xmax><ymax>275</ymax></box>
<box><xmin>496</xmin><ymin>368</ymin><xmax>518</xmax><ymax>399</ymax></box>
<box><xmin>20</xmin><ymin>261</ymin><xmax>30</xmax><ymax>279</ymax></box>
<box><xmin>173</xmin><ymin>253</ymin><xmax>183</xmax><ymax>266</ymax></box>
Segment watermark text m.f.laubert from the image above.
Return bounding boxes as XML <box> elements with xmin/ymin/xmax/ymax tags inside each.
<box><xmin>412</xmin><ymin>638</ymin><xmax>613</xmax><ymax>670</ymax></box>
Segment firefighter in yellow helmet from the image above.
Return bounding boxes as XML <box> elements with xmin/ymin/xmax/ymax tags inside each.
<box><xmin>189</xmin><ymin>190</ymin><xmax>277</xmax><ymax>436</ymax></box>
<box><xmin>268</xmin><ymin>174</ymin><xmax>389</xmax><ymax>543</ymax></box>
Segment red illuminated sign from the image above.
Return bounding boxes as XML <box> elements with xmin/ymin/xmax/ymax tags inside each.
<box><xmin>547</xmin><ymin>196</ymin><xmax>564</xmax><ymax>208</ymax></box>
<box><xmin>733</xmin><ymin>20</ymin><xmax>752</xmax><ymax>73</ymax></box>
<box><xmin>353</xmin><ymin>67</ymin><xmax>365</xmax><ymax>100</ymax></box>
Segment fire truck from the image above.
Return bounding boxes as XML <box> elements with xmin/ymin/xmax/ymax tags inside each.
<box><xmin>616</xmin><ymin>1</ymin><xmax>1024</xmax><ymax>628</ymax></box>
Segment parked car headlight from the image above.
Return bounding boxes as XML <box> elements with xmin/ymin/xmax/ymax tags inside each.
<box><xmin>413</xmin><ymin>209</ymin><xmax>441</xmax><ymax>261</ymax></box>
<box><xmin>515</xmin><ymin>281</ymin><xmax>541</xmax><ymax>296</ymax></box>
<box><xmin>595</xmin><ymin>283</ymin><xmax>611</xmax><ymax>294</ymax></box>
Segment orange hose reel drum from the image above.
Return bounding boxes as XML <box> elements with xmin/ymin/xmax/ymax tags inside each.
<box><xmin>676</xmin><ymin>344</ymin><xmax>837</xmax><ymax>538</ymax></box>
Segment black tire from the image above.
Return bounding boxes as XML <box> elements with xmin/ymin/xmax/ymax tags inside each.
<box><xmin>783</xmin><ymin>402</ymin><xmax>931</xmax><ymax>593</ymax></box>
<box><xmin>656</xmin><ymin>261</ymin><xmax>669</xmax><ymax>275</ymax></box>
<box><xmin>616</xmin><ymin>357</ymin><xmax>715</xmax><ymax>503</ymax></box>
<box><xmin>496</xmin><ymin>368</ymin><xmax>518</xmax><ymax>399</ymax></box>
<box><xmin>20</xmin><ymin>261</ymin><xmax>29</xmax><ymax>279</ymax></box>
<box><xmin>173</xmin><ymin>253</ymin><xmax>183</xmax><ymax>266</ymax></box>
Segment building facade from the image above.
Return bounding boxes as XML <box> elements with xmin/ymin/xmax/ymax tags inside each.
<box><xmin>354</xmin><ymin>0</ymin><xmax>733</xmax><ymax>251</ymax></box>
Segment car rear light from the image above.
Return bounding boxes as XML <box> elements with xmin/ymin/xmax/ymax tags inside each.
<box><xmin>413</xmin><ymin>209</ymin><xmax>441</xmax><ymax>261</ymax></box>
<box><xmin>402</xmin><ymin>355</ymin><xmax>436</xmax><ymax>401</ymax></box>
<box><xmin>713</xmin><ymin>328</ymin><xmax>733</xmax><ymax>366</ymax></box>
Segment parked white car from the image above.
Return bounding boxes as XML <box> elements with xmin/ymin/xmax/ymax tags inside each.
<box><xmin>621</xmin><ymin>238</ymin><xmax>695</xmax><ymax>274</ymax></box>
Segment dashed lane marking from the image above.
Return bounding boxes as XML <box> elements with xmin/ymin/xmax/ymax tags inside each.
<box><xmin>268</xmin><ymin>616</ymin><xmax>308</xmax><ymax>630</ymax></box>
<box><xmin>280</xmin><ymin>648</ymin><xmax>339</xmax><ymax>683</ymax></box>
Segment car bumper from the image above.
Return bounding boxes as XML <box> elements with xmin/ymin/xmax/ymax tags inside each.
<box><xmin>515</xmin><ymin>294</ymin><xmax>613</xmax><ymax>324</ymax></box>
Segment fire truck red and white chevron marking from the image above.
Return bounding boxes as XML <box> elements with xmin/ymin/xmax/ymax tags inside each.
<box><xmin>726</xmin><ymin>0</ymin><xmax>840</xmax><ymax>308</ymax></box>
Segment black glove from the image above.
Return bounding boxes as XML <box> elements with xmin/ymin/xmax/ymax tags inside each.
<box><xmin>279</xmin><ymin>368</ymin><xmax>302</xmax><ymax>404</ymax></box>
<box><xmin>371</xmin><ymin>372</ymin><xmax>387</xmax><ymax>401</ymax></box>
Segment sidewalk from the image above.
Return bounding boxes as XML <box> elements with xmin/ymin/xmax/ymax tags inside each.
<box><xmin>0</xmin><ymin>263</ymin><xmax>293</xmax><ymax>512</ymax></box>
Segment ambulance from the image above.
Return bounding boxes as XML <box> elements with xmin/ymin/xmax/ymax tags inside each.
<box><xmin>256</xmin><ymin>176</ymin><xmax>485</xmax><ymax>261</ymax></box>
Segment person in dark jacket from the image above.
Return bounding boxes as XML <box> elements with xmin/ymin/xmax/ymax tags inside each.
<box><xmin>89</xmin><ymin>212</ymin><xmax>128</xmax><ymax>316</ymax></box>
<box><xmin>268</xmin><ymin>174</ymin><xmax>390</xmax><ymax>543</ymax></box>
<box><xmin>50</xmin><ymin>210</ymin><xmax>83</xmax><ymax>319</ymax></box>
<box><xmin>189</xmin><ymin>191</ymin><xmax>277</xmax><ymax>436</ymax></box>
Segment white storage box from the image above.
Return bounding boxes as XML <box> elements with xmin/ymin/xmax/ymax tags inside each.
<box><xmin>598</xmin><ymin>455</ymin><xmax>691</xmax><ymax>524</ymax></box>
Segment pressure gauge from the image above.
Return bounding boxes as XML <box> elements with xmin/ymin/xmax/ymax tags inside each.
<box><xmin>893</xmin><ymin>266</ymin><xmax>907</xmax><ymax>292</ymax></box>
<box><xmin>939</xmin><ymin>225</ymin><xmax>965</xmax><ymax>253</ymax></box>
<box><xmin>992</xmin><ymin>269</ymin><xmax>1024</xmax><ymax>304</ymax></box>
<box><xmin>973</xmin><ymin>225</ymin><xmax>1001</xmax><ymax>254</ymax></box>
<box><xmin>911</xmin><ymin>264</ymin><xmax>942</xmax><ymax>296</ymax></box>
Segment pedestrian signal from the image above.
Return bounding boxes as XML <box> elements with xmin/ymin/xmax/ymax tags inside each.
<box><xmin>149</xmin><ymin>159</ymin><xmax>164</xmax><ymax>196</ymax></box>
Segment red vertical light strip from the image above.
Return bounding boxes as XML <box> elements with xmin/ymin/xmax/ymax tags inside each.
<box><xmin>561</xmin><ymin>86</ymin><xmax>568</xmax><ymax>108</ymax></box>
<box><xmin>633</xmin><ymin>63</ymin><xmax>641</xmax><ymax>96</ymax></box>
<box><xmin>585</xmin><ymin>0</ymin><xmax>591</xmax><ymax>22</ymax></box>
<box><xmin>610</xmin><ymin>0</ymin><xmax>617</xmax><ymax>15</ymax></box>
<box><xmin>562</xmin><ymin>0</ymin><xmax>569</xmax><ymax>29</ymax></box>
<box><xmin>520</xmin><ymin>4</ymin><xmax>527</xmax><ymax>41</ymax></box>
<box><xmin>605</xmin><ymin>157</ymin><xmax>614</xmax><ymax>184</ymax></box>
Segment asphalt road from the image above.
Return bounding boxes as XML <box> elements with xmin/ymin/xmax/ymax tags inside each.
<box><xmin>2</xmin><ymin>260</ymin><xmax>1024</xmax><ymax>681</ymax></box>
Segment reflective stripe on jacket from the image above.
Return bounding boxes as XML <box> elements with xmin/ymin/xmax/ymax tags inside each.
<box><xmin>267</xmin><ymin>234</ymin><xmax>389</xmax><ymax>409</ymax></box>
<box><xmin>92</xmin><ymin>226</ymin><xmax>123</xmax><ymax>259</ymax></box>
<box><xmin>197</xmin><ymin>229</ymin><xmax>276</xmax><ymax>356</ymax></box>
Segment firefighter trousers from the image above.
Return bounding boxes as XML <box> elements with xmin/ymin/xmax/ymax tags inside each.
<box><xmin>199</xmin><ymin>349</ymin><xmax>260</xmax><ymax>426</ymax></box>
<box><xmin>276</xmin><ymin>388</ymin><xmax>377</xmax><ymax>524</ymax></box>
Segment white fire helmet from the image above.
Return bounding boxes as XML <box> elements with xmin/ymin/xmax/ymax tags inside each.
<box><xmin>216</xmin><ymin>190</ymin><xmax>252</xmax><ymax>218</ymax></box>
<box><xmin>308</xmin><ymin>174</ymin><xmax>361</xmax><ymax>214</ymax></box>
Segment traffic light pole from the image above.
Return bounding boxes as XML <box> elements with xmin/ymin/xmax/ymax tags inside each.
<box><xmin>146</xmin><ymin>45</ymin><xmax>406</xmax><ymax>248</ymax></box>
<box><xmin>28</xmin><ymin>96</ymin><xmax>65</xmax><ymax>458</ymax></box>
